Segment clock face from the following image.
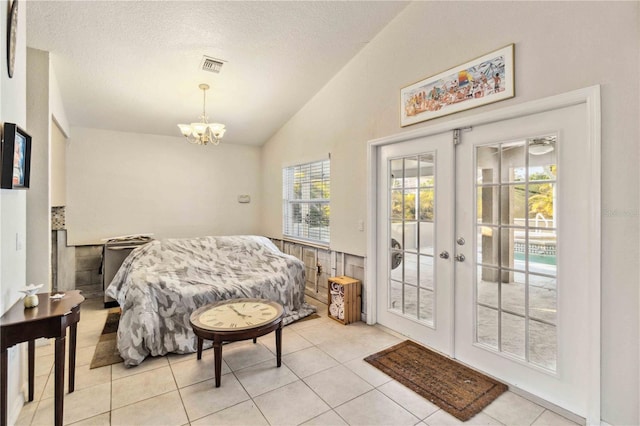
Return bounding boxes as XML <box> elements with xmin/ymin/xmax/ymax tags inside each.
<box><xmin>198</xmin><ymin>301</ymin><xmax>280</xmax><ymax>330</ymax></box>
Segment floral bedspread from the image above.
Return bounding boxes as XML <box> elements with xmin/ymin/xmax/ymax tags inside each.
<box><xmin>105</xmin><ymin>235</ymin><xmax>315</xmax><ymax>366</ymax></box>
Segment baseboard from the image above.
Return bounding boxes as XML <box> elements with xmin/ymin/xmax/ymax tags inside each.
<box><xmin>508</xmin><ymin>385</ymin><xmax>586</xmax><ymax>425</ymax></box>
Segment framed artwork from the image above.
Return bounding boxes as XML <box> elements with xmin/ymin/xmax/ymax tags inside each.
<box><xmin>1</xmin><ymin>122</ymin><xmax>31</xmax><ymax>189</ymax></box>
<box><xmin>401</xmin><ymin>44</ymin><xmax>514</xmax><ymax>127</ymax></box>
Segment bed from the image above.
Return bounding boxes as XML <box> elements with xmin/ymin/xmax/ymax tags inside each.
<box><xmin>105</xmin><ymin>235</ymin><xmax>316</xmax><ymax>366</ymax></box>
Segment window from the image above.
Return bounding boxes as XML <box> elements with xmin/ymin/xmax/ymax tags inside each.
<box><xmin>283</xmin><ymin>159</ymin><xmax>330</xmax><ymax>244</ymax></box>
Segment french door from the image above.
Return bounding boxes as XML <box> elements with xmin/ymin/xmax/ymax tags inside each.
<box><xmin>454</xmin><ymin>104</ymin><xmax>592</xmax><ymax>417</ymax></box>
<box><xmin>372</xmin><ymin>89</ymin><xmax>600</xmax><ymax>420</ymax></box>
<box><xmin>376</xmin><ymin>133</ymin><xmax>454</xmax><ymax>356</ymax></box>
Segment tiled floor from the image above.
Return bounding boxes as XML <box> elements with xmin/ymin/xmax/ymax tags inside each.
<box><xmin>15</xmin><ymin>297</ymin><xmax>581</xmax><ymax>426</ymax></box>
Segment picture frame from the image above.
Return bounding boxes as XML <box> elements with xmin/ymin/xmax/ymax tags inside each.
<box><xmin>1</xmin><ymin>122</ymin><xmax>31</xmax><ymax>189</ymax></box>
<box><xmin>401</xmin><ymin>44</ymin><xmax>514</xmax><ymax>127</ymax></box>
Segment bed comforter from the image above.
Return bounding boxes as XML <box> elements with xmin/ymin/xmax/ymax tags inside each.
<box><xmin>105</xmin><ymin>235</ymin><xmax>316</xmax><ymax>366</ymax></box>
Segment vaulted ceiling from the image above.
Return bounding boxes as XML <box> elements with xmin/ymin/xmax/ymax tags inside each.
<box><xmin>26</xmin><ymin>1</ymin><xmax>408</xmax><ymax>146</ymax></box>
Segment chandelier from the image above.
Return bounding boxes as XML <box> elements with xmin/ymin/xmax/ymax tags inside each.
<box><xmin>177</xmin><ymin>83</ymin><xmax>226</xmax><ymax>145</ymax></box>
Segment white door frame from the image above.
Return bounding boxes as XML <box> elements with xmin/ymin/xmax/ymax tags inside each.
<box><xmin>366</xmin><ymin>85</ymin><xmax>601</xmax><ymax>424</ymax></box>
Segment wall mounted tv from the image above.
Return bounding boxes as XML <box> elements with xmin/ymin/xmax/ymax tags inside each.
<box><xmin>1</xmin><ymin>122</ymin><xmax>31</xmax><ymax>189</ymax></box>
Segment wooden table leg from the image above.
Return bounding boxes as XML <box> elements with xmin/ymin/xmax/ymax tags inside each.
<box><xmin>197</xmin><ymin>337</ymin><xmax>203</xmax><ymax>360</ymax></box>
<box><xmin>28</xmin><ymin>340</ymin><xmax>35</xmax><ymax>401</ymax></box>
<box><xmin>213</xmin><ymin>339</ymin><xmax>222</xmax><ymax>388</ymax></box>
<box><xmin>1</xmin><ymin>348</ymin><xmax>8</xmax><ymax>426</ymax></box>
<box><xmin>54</xmin><ymin>336</ymin><xmax>66</xmax><ymax>426</ymax></box>
<box><xmin>69</xmin><ymin>323</ymin><xmax>77</xmax><ymax>393</ymax></box>
<box><xmin>275</xmin><ymin>324</ymin><xmax>282</xmax><ymax>368</ymax></box>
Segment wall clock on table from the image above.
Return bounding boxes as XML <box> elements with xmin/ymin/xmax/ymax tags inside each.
<box><xmin>6</xmin><ymin>0</ymin><xmax>18</xmax><ymax>78</ymax></box>
<box><xmin>193</xmin><ymin>299</ymin><xmax>282</xmax><ymax>330</ymax></box>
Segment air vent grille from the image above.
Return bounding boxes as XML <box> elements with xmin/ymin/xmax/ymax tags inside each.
<box><xmin>201</xmin><ymin>56</ymin><xmax>225</xmax><ymax>73</ymax></box>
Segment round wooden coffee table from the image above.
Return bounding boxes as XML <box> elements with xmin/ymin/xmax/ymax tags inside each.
<box><xmin>189</xmin><ymin>298</ymin><xmax>284</xmax><ymax>387</ymax></box>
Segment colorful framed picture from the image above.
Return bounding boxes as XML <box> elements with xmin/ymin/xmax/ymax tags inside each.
<box><xmin>1</xmin><ymin>123</ymin><xmax>32</xmax><ymax>189</ymax></box>
<box><xmin>401</xmin><ymin>44</ymin><xmax>514</xmax><ymax>127</ymax></box>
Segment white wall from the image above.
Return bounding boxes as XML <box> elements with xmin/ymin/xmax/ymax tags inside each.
<box><xmin>50</xmin><ymin>121</ymin><xmax>66</xmax><ymax>206</ymax></box>
<box><xmin>66</xmin><ymin>127</ymin><xmax>262</xmax><ymax>244</ymax></box>
<box><xmin>1</xmin><ymin>0</ymin><xmax>29</xmax><ymax>423</ymax></box>
<box><xmin>260</xmin><ymin>2</ymin><xmax>639</xmax><ymax>424</ymax></box>
<box><xmin>26</xmin><ymin>48</ymin><xmax>51</xmax><ymax>289</ymax></box>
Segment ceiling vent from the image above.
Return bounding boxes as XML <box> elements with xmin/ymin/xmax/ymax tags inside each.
<box><xmin>201</xmin><ymin>56</ymin><xmax>225</xmax><ymax>73</ymax></box>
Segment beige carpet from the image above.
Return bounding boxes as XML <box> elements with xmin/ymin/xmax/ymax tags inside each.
<box><xmin>365</xmin><ymin>340</ymin><xmax>507</xmax><ymax>421</ymax></box>
<box><xmin>89</xmin><ymin>308</ymin><xmax>123</xmax><ymax>369</ymax></box>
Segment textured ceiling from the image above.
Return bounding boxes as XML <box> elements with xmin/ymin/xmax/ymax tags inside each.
<box><xmin>26</xmin><ymin>1</ymin><xmax>408</xmax><ymax>146</ymax></box>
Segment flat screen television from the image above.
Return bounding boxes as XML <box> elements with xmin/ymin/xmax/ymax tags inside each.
<box><xmin>1</xmin><ymin>122</ymin><xmax>31</xmax><ymax>189</ymax></box>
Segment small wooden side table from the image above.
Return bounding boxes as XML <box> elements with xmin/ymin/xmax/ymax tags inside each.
<box><xmin>189</xmin><ymin>298</ymin><xmax>284</xmax><ymax>388</ymax></box>
<box><xmin>1</xmin><ymin>291</ymin><xmax>85</xmax><ymax>426</ymax></box>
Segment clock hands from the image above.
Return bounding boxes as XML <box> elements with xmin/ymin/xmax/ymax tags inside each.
<box><xmin>229</xmin><ymin>305</ymin><xmax>250</xmax><ymax>318</ymax></box>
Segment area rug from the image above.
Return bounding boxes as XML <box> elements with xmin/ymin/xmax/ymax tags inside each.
<box><xmin>89</xmin><ymin>308</ymin><xmax>123</xmax><ymax>369</ymax></box>
<box><xmin>364</xmin><ymin>340</ymin><xmax>507</xmax><ymax>421</ymax></box>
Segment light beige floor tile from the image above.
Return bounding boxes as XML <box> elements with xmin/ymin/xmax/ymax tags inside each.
<box><xmin>317</xmin><ymin>337</ymin><xmax>378</xmax><ymax>363</ymax></box>
<box><xmin>334</xmin><ymin>389</ymin><xmax>420</xmax><ymax>426</ymax></box>
<box><xmin>234</xmin><ymin>359</ymin><xmax>299</xmax><ymax>397</ymax></box>
<box><xmin>166</xmin><ymin>350</ymin><xmax>199</xmax><ymax>365</ymax></box>
<box><xmin>74</xmin><ymin>345</ymin><xmax>98</xmax><ymax>368</ymax></box>
<box><xmin>532</xmin><ymin>410</ymin><xmax>581</xmax><ymax>426</ymax></box>
<box><xmin>483</xmin><ymin>391</ymin><xmax>545</xmax><ymax>426</ymax></box>
<box><xmin>190</xmin><ymin>400</ymin><xmax>268</xmax><ymax>426</ymax></box>
<box><xmin>111</xmin><ymin>390</ymin><xmax>188</xmax><ymax>426</ymax></box>
<box><xmin>304</xmin><ymin>365</ymin><xmax>373</xmax><ymax>407</ymax></box>
<box><xmin>424</xmin><ymin>409</ymin><xmax>504</xmax><ymax>425</ymax></box>
<box><xmin>301</xmin><ymin>409</ymin><xmax>348</xmax><ymax>425</ymax></box>
<box><xmin>259</xmin><ymin>327</ymin><xmax>314</xmax><ymax>355</ymax></box>
<box><xmin>35</xmin><ymin>339</ymin><xmax>55</xmax><ymax>358</ymax></box>
<box><xmin>282</xmin><ymin>346</ymin><xmax>339</xmax><ymax>378</ymax></box>
<box><xmin>253</xmin><ymin>380</ymin><xmax>330</xmax><ymax>425</ymax></box>
<box><xmin>111</xmin><ymin>354</ymin><xmax>168</xmax><ymax>379</ymax></box>
<box><xmin>170</xmin><ymin>351</ymin><xmax>231</xmax><ymax>388</ymax></box>
<box><xmin>35</xmin><ymin>354</ymin><xmax>54</xmax><ymax>377</ymax></box>
<box><xmin>14</xmin><ymin>400</ymin><xmax>37</xmax><ymax>426</ymax></box>
<box><xmin>222</xmin><ymin>340</ymin><xmax>277</xmax><ymax>371</ymax></box>
<box><xmin>30</xmin><ymin>373</ymin><xmax>49</xmax><ymax>402</ymax></box>
<box><xmin>111</xmin><ymin>365</ymin><xmax>177</xmax><ymax>409</ymax></box>
<box><xmin>42</xmin><ymin>364</ymin><xmax>111</xmax><ymax>399</ymax></box>
<box><xmin>67</xmin><ymin>412</ymin><xmax>111</xmax><ymax>426</ymax></box>
<box><xmin>179</xmin><ymin>374</ymin><xmax>250</xmax><ymax>421</ymax></box>
<box><xmin>31</xmin><ymin>382</ymin><xmax>111</xmax><ymax>426</ymax></box>
<box><xmin>287</xmin><ymin>315</ymin><xmax>331</xmax><ymax>331</ymax></box>
<box><xmin>295</xmin><ymin>322</ymin><xmax>346</xmax><ymax>345</ymax></box>
<box><xmin>378</xmin><ymin>380</ymin><xmax>440</xmax><ymax>420</ymax></box>
<box><xmin>75</xmin><ymin>333</ymin><xmax>101</xmax><ymax>350</ymax></box>
<box><xmin>343</xmin><ymin>358</ymin><xmax>392</xmax><ymax>387</ymax></box>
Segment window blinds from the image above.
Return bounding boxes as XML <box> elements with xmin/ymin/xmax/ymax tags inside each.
<box><xmin>283</xmin><ymin>159</ymin><xmax>330</xmax><ymax>244</ymax></box>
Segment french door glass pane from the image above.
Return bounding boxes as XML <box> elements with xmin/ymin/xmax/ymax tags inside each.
<box><xmin>388</xmin><ymin>151</ymin><xmax>436</xmax><ymax>326</ymax></box>
<box><xmin>474</xmin><ymin>135</ymin><xmax>558</xmax><ymax>372</ymax></box>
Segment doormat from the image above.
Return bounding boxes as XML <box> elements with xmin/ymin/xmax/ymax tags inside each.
<box><xmin>90</xmin><ymin>308</ymin><xmax>123</xmax><ymax>369</ymax></box>
<box><xmin>364</xmin><ymin>340</ymin><xmax>507</xmax><ymax>421</ymax></box>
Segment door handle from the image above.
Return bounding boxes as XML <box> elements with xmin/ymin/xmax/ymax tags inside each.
<box><xmin>455</xmin><ymin>254</ymin><xmax>465</xmax><ymax>262</ymax></box>
<box><xmin>391</xmin><ymin>238</ymin><xmax>403</xmax><ymax>269</ymax></box>
<box><xmin>439</xmin><ymin>251</ymin><xmax>449</xmax><ymax>259</ymax></box>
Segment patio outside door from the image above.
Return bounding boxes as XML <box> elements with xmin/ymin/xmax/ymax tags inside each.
<box><xmin>454</xmin><ymin>103</ymin><xmax>592</xmax><ymax>417</ymax></box>
<box><xmin>376</xmin><ymin>133</ymin><xmax>454</xmax><ymax>356</ymax></box>
<box><xmin>372</xmin><ymin>90</ymin><xmax>599</xmax><ymax>421</ymax></box>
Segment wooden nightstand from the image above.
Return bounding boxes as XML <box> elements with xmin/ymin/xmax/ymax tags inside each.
<box><xmin>327</xmin><ymin>276</ymin><xmax>361</xmax><ymax>325</ymax></box>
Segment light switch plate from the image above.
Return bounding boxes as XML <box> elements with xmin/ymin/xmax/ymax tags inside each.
<box><xmin>238</xmin><ymin>195</ymin><xmax>251</xmax><ymax>203</ymax></box>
